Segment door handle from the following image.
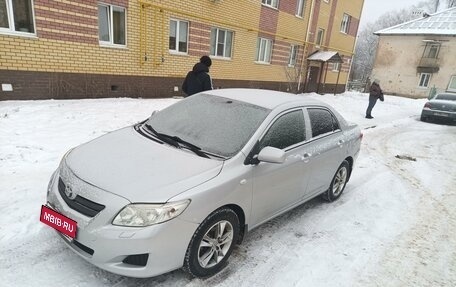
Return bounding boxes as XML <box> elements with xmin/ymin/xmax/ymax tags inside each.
<box><xmin>337</xmin><ymin>140</ymin><xmax>345</xmax><ymax>147</ymax></box>
<box><xmin>302</xmin><ymin>153</ymin><xmax>312</xmax><ymax>162</ymax></box>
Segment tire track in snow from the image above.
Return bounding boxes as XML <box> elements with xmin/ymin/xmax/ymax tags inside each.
<box><xmin>358</xmin><ymin>119</ymin><xmax>456</xmax><ymax>286</ymax></box>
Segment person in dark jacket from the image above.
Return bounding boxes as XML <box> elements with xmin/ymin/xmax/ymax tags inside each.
<box><xmin>182</xmin><ymin>56</ymin><xmax>213</xmax><ymax>97</ymax></box>
<box><xmin>365</xmin><ymin>79</ymin><xmax>384</xmax><ymax>119</ymax></box>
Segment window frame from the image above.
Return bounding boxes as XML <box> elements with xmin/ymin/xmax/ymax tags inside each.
<box><xmin>169</xmin><ymin>18</ymin><xmax>189</xmax><ymax>54</ymax></box>
<box><xmin>423</xmin><ymin>43</ymin><xmax>440</xmax><ymax>59</ymax></box>
<box><xmin>340</xmin><ymin>13</ymin><xmax>351</xmax><ymax>34</ymax></box>
<box><xmin>98</xmin><ymin>3</ymin><xmax>127</xmax><ymax>47</ymax></box>
<box><xmin>0</xmin><ymin>0</ymin><xmax>36</xmax><ymax>36</ymax></box>
<box><xmin>332</xmin><ymin>62</ymin><xmax>341</xmax><ymax>72</ymax></box>
<box><xmin>210</xmin><ymin>27</ymin><xmax>234</xmax><ymax>59</ymax></box>
<box><xmin>296</xmin><ymin>0</ymin><xmax>305</xmax><ymax>17</ymax></box>
<box><xmin>447</xmin><ymin>75</ymin><xmax>456</xmax><ymax>92</ymax></box>
<box><xmin>258</xmin><ymin>108</ymin><xmax>307</xmax><ymax>152</ymax></box>
<box><xmin>256</xmin><ymin>37</ymin><xmax>273</xmax><ymax>64</ymax></box>
<box><xmin>288</xmin><ymin>44</ymin><xmax>298</xmax><ymax>67</ymax></box>
<box><xmin>418</xmin><ymin>73</ymin><xmax>432</xmax><ymax>88</ymax></box>
<box><xmin>307</xmin><ymin>107</ymin><xmax>341</xmax><ymax>139</ymax></box>
<box><xmin>261</xmin><ymin>0</ymin><xmax>279</xmax><ymax>9</ymax></box>
<box><xmin>316</xmin><ymin>28</ymin><xmax>324</xmax><ymax>47</ymax></box>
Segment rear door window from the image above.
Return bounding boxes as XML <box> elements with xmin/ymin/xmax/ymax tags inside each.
<box><xmin>308</xmin><ymin>108</ymin><xmax>339</xmax><ymax>138</ymax></box>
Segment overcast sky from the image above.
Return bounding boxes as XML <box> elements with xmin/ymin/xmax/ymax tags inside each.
<box><xmin>359</xmin><ymin>0</ymin><xmax>423</xmax><ymax>28</ymax></box>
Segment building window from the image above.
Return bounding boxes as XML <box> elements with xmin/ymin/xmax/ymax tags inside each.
<box><xmin>169</xmin><ymin>19</ymin><xmax>188</xmax><ymax>53</ymax></box>
<box><xmin>210</xmin><ymin>28</ymin><xmax>233</xmax><ymax>58</ymax></box>
<box><xmin>332</xmin><ymin>62</ymin><xmax>341</xmax><ymax>72</ymax></box>
<box><xmin>0</xmin><ymin>0</ymin><xmax>35</xmax><ymax>34</ymax></box>
<box><xmin>262</xmin><ymin>0</ymin><xmax>279</xmax><ymax>9</ymax></box>
<box><xmin>423</xmin><ymin>43</ymin><xmax>440</xmax><ymax>58</ymax></box>
<box><xmin>323</xmin><ymin>0</ymin><xmax>330</xmax><ymax>3</ymax></box>
<box><xmin>419</xmin><ymin>73</ymin><xmax>431</xmax><ymax>88</ymax></box>
<box><xmin>340</xmin><ymin>13</ymin><xmax>351</xmax><ymax>33</ymax></box>
<box><xmin>98</xmin><ymin>4</ymin><xmax>126</xmax><ymax>46</ymax></box>
<box><xmin>316</xmin><ymin>28</ymin><xmax>324</xmax><ymax>47</ymax></box>
<box><xmin>296</xmin><ymin>0</ymin><xmax>305</xmax><ymax>17</ymax></box>
<box><xmin>256</xmin><ymin>38</ymin><xmax>273</xmax><ymax>63</ymax></box>
<box><xmin>448</xmin><ymin>75</ymin><xmax>456</xmax><ymax>92</ymax></box>
<box><xmin>288</xmin><ymin>44</ymin><xmax>298</xmax><ymax>66</ymax></box>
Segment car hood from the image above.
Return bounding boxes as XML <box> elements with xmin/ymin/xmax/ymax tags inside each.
<box><xmin>65</xmin><ymin>126</ymin><xmax>223</xmax><ymax>202</ymax></box>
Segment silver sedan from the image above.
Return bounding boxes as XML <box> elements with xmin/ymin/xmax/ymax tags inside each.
<box><xmin>43</xmin><ymin>89</ymin><xmax>362</xmax><ymax>278</ymax></box>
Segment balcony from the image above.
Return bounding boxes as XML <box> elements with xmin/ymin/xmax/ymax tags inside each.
<box><xmin>417</xmin><ymin>57</ymin><xmax>440</xmax><ymax>73</ymax></box>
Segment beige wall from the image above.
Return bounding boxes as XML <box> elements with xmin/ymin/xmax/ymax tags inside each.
<box><xmin>372</xmin><ymin>35</ymin><xmax>456</xmax><ymax>98</ymax></box>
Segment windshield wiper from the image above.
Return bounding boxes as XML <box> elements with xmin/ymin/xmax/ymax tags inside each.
<box><xmin>144</xmin><ymin>124</ymin><xmax>179</xmax><ymax>148</ymax></box>
<box><xmin>169</xmin><ymin>136</ymin><xmax>210</xmax><ymax>158</ymax></box>
<box><xmin>144</xmin><ymin>124</ymin><xmax>209</xmax><ymax>158</ymax></box>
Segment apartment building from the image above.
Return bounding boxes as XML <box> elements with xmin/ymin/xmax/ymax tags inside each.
<box><xmin>372</xmin><ymin>7</ymin><xmax>456</xmax><ymax>98</ymax></box>
<box><xmin>0</xmin><ymin>0</ymin><xmax>364</xmax><ymax>100</ymax></box>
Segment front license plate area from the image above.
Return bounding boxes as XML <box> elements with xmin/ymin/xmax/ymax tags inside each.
<box><xmin>40</xmin><ymin>205</ymin><xmax>77</xmax><ymax>239</ymax></box>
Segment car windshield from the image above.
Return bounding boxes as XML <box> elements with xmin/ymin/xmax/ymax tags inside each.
<box><xmin>435</xmin><ymin>94</ymin><xmax>456</xmax><ymax>101</ymax></box>
<box><xmin>144</xmin><ymin>93</ymin><xmax>270</xmax><ymax>158</ymax></box>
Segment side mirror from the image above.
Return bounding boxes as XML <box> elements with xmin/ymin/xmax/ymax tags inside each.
<box><xmin>150</xmin><ymin>110</ymin><xmax>158</xmax><ymax>117</ymax></box>
<box><xmin>257</xmin><ymin>146</ymin><xmax>285</xmax><ymax>164</ymax></box>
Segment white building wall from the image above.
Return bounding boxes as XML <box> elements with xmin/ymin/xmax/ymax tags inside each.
<box><xmin>371</xmin><ymin>35</ymin><xmax>456</xmax><ymax>98</ymax></box>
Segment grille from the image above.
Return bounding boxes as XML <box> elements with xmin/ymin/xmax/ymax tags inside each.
<box><xmin>58</xmin><ymin>177</ymin><xmax>105</xmax><ymax>217</ymax></box>
<box><xmin>122</xmin><ymin>254</ymin><xmax>149</xmax><ymax>266</ymax></box>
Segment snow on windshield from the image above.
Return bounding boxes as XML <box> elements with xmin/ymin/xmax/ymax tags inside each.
<box><xmin>146</xmin><ymin>94</ymin><xmax>270</xmax><ymax>157</ymax></box>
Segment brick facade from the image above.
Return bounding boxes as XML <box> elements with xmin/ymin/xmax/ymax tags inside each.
<box><xmin>0</xmin><ymin>0</ymin><xmax>364</xmax><ymax>100</ymax></box>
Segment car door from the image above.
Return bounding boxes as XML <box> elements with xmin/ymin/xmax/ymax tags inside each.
<box><xmin>249</xmin><ymin>108</ymin><xmax>311</xmax><ymax>227</ymax></box>
<box><xmin>301</xmin><ymin>107</ymin><xmax>346</xmax><ymax>198</ymax></box>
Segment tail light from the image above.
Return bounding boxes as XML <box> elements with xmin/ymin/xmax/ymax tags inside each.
<box><xmin>424</xmin><ymin>102</ymin><xmax>432</xmax><ymax>109</ymax></box>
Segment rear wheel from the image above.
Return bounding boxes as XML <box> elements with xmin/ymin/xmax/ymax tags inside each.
<box><xmin>322</xmin><ymin>160</ymin><xmax>350</xmax><ymax>202</ymax></box>
<box><xmin>183</xmin><ymin>208</ymin><xmax>240</xmax><ymax>278</ymax></box>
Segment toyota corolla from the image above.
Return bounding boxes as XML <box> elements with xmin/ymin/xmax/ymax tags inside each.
<box><xmin>41</xmin><ymin>88</ymin><xmax>362</xmax><ymax>278</ymax></box>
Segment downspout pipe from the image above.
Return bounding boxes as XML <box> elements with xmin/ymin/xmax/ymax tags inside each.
<box><xmin>298</xmin><ymin>0</ymin><xmax>316</xmax><ymax>93</ymax></box>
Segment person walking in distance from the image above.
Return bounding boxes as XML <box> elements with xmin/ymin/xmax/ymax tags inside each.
<box><xmin>366</xmin><ymin>79</ymin><xmax>384</xmax><ymax>119</ymax></box>
<box><xmin>182</xmin><ymin>56</ymin><xmax>213</xmax><ymax>97</ymax></box>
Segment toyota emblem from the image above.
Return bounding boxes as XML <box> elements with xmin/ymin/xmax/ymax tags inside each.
<box><xmin>65</xmin><ymin>185</ymin><xmax>77</xmax><ymax>200</ymax></box>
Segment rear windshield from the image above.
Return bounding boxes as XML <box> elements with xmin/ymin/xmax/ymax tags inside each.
<box><xmin>435</xmin><ymin>94</ymin><xmax>456</xmax><ymax>101</ymax></box>
<box><xmin>145</xmin><ymin>94</ymin><xmax>270</xmax><ymax>158</ymax></box>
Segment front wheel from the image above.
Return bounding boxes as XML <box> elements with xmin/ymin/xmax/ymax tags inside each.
<box><xmin>183</xmin><ymin>208</ymin><xmax>240</xmax><ymax>278</ymax></box>
<box><xmin>322</xmin><ymin>160</ymin><xmax>350</xmax><ymax>202</ymax></box>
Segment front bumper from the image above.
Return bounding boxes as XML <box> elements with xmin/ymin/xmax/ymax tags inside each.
<box><xmin>46</xmin><ymin>169</ymin><xmax>198</xmax><ymax>278</ymax></box>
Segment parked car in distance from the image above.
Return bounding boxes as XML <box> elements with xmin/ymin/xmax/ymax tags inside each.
<box><xmin>41</xmin><ymin>89</ymin><xmax>362</xmax><ymax>278</ymax></box>
<box><xmin>421</xmin><ymin>93</ymin><xmax>456</xmax><ymax>123</ymax></box>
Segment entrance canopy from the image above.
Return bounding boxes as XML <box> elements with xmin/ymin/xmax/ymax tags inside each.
<box><xmin>307</xmin><ymin>51</ymin><xmax>343</xmax><ymax>63</ymax></box>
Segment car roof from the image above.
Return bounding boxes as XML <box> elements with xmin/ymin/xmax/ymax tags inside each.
<box><xmin>205</xmin><ymin>88</ymin><xmax>326</xmax><ymax>109</ymax></box>
<box><xmin>434</xmin><ymin>93</ymin><xmax>456</xmax><ymax>99</ymax></box>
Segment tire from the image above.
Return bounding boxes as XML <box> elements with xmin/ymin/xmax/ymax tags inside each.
<box><xmin>183</xmin><ymin>208</ymin><xmax>240</xmax><ymax>278</ymax></box>
<box><xmin>322</xmin><ymin>160</ymin><xmax>350</xmax><ymax>202</ymax></box>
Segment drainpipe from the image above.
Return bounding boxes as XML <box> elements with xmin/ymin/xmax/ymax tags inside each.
<box><xmin>298</xmin><ymin>0</ymin><xmax>316</xmax><ymax>93</ymax></box>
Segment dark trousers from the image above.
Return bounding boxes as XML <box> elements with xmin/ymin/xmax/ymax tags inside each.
<box><xmin>366</xmin><ymin>95</ymin><xmax>378</xmax><ymax>117</ymax></box>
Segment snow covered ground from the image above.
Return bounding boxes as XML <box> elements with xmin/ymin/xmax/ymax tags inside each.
<box><xmin>1</xmin><ymin>92</ymin><xmax>455</xmax><ymax>287</ymax></box>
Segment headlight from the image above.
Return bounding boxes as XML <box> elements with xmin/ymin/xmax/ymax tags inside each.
<box><xmin>112</xmin><ymin>199</ymin><xmax>191</xmax><ymax>227</ymax></box>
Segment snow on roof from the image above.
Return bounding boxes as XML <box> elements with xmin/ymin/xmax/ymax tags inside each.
<box><xmin>205</xmin><ymin>88</ymin><xmax>325</xmax><ymax>109</ymax></box>
<box><xmin>375</xmin><ymin>7</ymin><xmax>456</xmax><ymax>36</ymax></box>
<box><xmin>307</xmin><ymin>51</ymin><xmax>343</xmax><ymax>62</ymax></box>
